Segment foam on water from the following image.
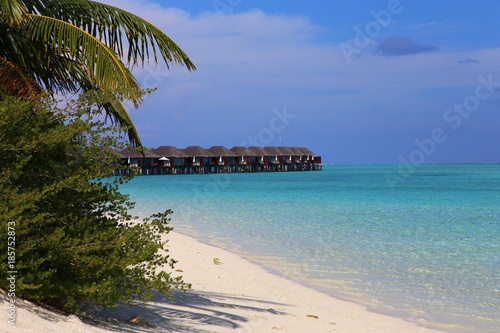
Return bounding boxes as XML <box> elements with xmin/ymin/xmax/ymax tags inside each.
<box><xmin>118</xmin><ymin>164</ymin><xmax>500</xmax><ymax>332</ymax></box>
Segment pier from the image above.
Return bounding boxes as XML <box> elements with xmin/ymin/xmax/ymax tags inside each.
<box><xmin>115</xmin><ymin>145</ymin><xmax>322</xmax><ymax>175</ymax></box>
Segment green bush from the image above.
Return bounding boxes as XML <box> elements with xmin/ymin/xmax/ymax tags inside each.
<box><xmin>0</xmin><ymin>93</ymin><xmax>189</xmax><ymax>312</ymax></box>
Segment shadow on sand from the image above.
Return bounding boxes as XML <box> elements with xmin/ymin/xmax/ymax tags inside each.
<box><xmin>87</xmin><ymin>289</ymin><xmax>289</xmax><ymax>333</ymax></box>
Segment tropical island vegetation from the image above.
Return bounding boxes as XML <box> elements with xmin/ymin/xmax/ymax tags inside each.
<box><xmin>0</xmin><ymin>0</ymin><xmax>195</xmax><ymax>313</ymax></box>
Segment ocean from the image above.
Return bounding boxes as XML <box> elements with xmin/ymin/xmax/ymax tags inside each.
<box><xmin>118</xmin><ymin>164</ymin><xmax>500</xmax><ymax>333</ymax></box>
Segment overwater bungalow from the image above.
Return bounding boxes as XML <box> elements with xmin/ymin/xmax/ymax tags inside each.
<box><xmin>119</xmin><ymin>147</ymin><xmax>161</xmax><ymax>175</ymax></box>
<box><xmin>113</xmin><ymin>145</ymin><xmax>322</xmax><ymax>175</ymax></box>
<box><xmin>263</xmin><ymin>146</ymin><xmax>283</xmax><ymax>171</ymax></box>
<box><xmin>207</xmin><ymin>146</ymin><xmax>236</xmax><ymax>173</ymax></box>
<box><xmin>152</xmin><ymin>146</ymin><xmax>188</xmax><ymax>174</ymax></box>
<box><xmin>181</xmin><ymin>146</ymin><xmax>212</xmax><ymax>174</ymax></box>
<box><xmin>277</xmin><ymin>147</ymin><xmax>295</xmax><ymax>171</ymax></box>
<box><xmin>248</xmin><ymin>146</ymin><xmax>268</xmax><ymax>172</ymax></box>
<box><xmin>289</xmin><ymin>147</ymin><xmax>305</xmax><ymax>170</ymax></box>
<box><xmin>230</xmin><ymin>146</ymin><xmax>257</xmax><ymax>173</ymax></box>
<box><xmin>298</xmin><ymin>147</ymin><xmax>321</xmax><ymax>170</ymax></box>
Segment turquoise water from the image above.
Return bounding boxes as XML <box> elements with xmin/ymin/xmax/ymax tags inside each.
<box><xmin>118</xmin><ymin>165</ymin><xmax>500</xmax><ymax>332</ymax></box>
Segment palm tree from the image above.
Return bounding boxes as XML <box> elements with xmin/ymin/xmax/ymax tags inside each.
<box><xmin>0</xmin><ymin>0</ymin><xmax>195</xmax><ymax>145</ymax></box>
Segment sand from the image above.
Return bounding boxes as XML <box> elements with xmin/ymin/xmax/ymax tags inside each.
<box><xmin>2</xmin><ymin>231</ymin><xmax>447</xmax><ymax>333</ymax></box>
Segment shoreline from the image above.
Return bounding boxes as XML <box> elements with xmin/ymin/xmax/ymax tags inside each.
<box><xmin>162</xmin><ymin>231</ymin><xmax>450</xmax><ymax>333</ymax></box>
<box><xmin>169</xmin><ymin>226</ymin><xmax>461</xmax><ymax>333</ymax></box>
<box><xmin>3</xmin><ymin>230</ymin><xmax>448</xmax><ymax>333</ymax></box>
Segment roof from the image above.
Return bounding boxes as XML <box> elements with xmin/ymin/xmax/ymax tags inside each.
<box><xmin>230</xmin><ymin>146</ymin><xmax>256</xmax><ymax>156</ymax></box>
<box><xmin>263</xmin><ymin>146</ymin><xmax>282</xmax><ymax>156</ymax></box>
<box><xmin>181</xmin><ymin>146</ymin><xmax>212</xmax><ymax>157</ymax></box>
<box><xmin>97</xmin><ymin>147</ymin><xmax>123</xmax><ymax>159</ymax></box>
<box><xmin>116</xmin><ymin>145</ymin><xmax>318</xmax><ymax>159</ymax></box>
<box><xmin>298</xmin><ymin>147</ymin><xmax>315</xmax><ymax>156</ymax></box>
<box><xmin>120</xmin><ymin>147</ymin><xmax>161</xmax><ymax>158</ymax></box>
<box><xmin>288</xmin><ymin>147</ymin><xmax>305</xmax><ymax>156</ymax></box>
<box><xmin>111</xmin><ymin>148</ymin><xmax>124</xmax><ymax>157</ymax></box>
<box><xmin>207</xmin><ymin>146</ymin><xmax>236</xmax><ymax>157</ymax></box>
<box><xmin>153</xmin><ymin>146</ymin><xmax>188</xmax><ymax>158</ymax></box>
<box><xmin>277</xmin><ymin>146</ymin><xmax>295</xmax><ymax>156</ymax></box>
<box><xmin>248</xmin><ymin>146</ymin><xmax>267</xmax><ymax>156</ymax></box>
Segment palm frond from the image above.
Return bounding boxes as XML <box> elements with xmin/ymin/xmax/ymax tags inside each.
<box><xmin>0</xmin><ymin>0</ymin><xmax>27</xmax><ymax>25</ymax></box>
<box><xmin>24</xmin><ymin>14</ymin><xmax>143</xmax><ymax>103</ymax></box>
<box><xmin>0</xmin><ymin>57</ymin><xmax>42</xmax><ymax>97</ymax></box>
<box><xmin>23</xmin><ymin>0</ymin><xmax>196</xmax><ymax>70</ymax></box>
<box><xmin>101</xmin><ymin>97</ymin><xmax>142</xmax><ymax>147</ymax></box>
<box><xmin>0</xmin><ymin>25</ymin><xmax>82</xmax><ymax>94</ymax></box>
<box><xmin>69</xmin><ymin>72</ymin><xmax>142</xmax><ymax>146</ymax></box>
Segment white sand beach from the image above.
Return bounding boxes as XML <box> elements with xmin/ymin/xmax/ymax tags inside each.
<box><xmin>2</xmin><ymin>231</ymin><xmax>447</xmax><ymax>333</ymax></box>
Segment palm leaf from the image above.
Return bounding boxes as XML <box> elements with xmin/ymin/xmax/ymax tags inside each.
<box><xmin>2</xmin><ymin>14</ymin><xmax>143</xmax><ymax>144</ymax></box>
<box><xmin>0</xmin><ymin>0</ymin><xmax>27</xmax><ymax>26</ymax></box>
<box><xmin>66</xmin><ymin>69</ymin><xmax>143</xmax><ymax>146</ymax></box>
<box><xmin>101</xmin><ymin>97</ymin><xmax>142</xmax><ymax>147</ymax></box>
<box><xmin>0</xmin><ymin>57</ymin><xmax>41</xmax><ymax>97</ymax></box>
<box><xmin>24</xmin><ymin>14</ymin><xmax>143</xmax><ymax>103</ymax></box>
<box><xmin>0</xmin><ymin>24</ymin><xmax>81</xmax><ymax>94</ymax></box>
<box><xmin>24</xmin><ymin>0</ymin><xmax>196</xmax><ymax>70</ymax></box>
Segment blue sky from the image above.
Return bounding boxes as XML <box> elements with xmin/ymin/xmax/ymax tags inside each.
<box><xmin>102</xmin><ymin>0</ymin><xmax>500</xmax><ymax>164</ymax></box>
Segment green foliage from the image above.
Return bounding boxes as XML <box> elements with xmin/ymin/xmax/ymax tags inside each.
<box><xmin>0</xmin><ymin>92</ymin><xmax>190</xmax><ymax>312</ymax></box>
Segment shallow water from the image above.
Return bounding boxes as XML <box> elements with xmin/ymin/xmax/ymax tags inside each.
<box><xmin>119</xmin><ymin>164</ymin><xmax>500</xmax><ymax>333</ymax></box>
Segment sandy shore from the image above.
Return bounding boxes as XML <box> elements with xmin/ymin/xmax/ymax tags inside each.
<box><xmin>2</xmin><ymin>231</ymin><xmax>447</xmax><ymax>333</ymax></box>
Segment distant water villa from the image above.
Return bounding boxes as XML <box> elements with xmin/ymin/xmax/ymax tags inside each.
<box><xmin>115</xmin><ymin>145</ymin><xmax>322</xmax><ymax>175</ymax></box>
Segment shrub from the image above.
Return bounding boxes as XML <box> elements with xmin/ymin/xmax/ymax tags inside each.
<box><xmin>0</xmin><ymin>93</ymin><xmax>189</xmax><ymax>312</ymax></box>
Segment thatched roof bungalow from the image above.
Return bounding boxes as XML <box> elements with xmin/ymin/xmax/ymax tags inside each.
<box><xmin>113</xmin><ymin>144</ymin><xmax>321</xmax><ymax>175</ymax></box>
<box><xmin>208</xmin><ymin>146</ymin><xmax>235</xmax><ymax>166</ymax></box>
<box><xmin>152</xmin><ymin>146</ymin><xmax>188</xmax><ymax>167</ymax></box>
<box><xmin>248</xmin><ymin>146</ymin><xmax>268</xmax><ymax>165</ymax></box>
<box><xmin>181</xmin><ymin>146</ymin><xmax>211</xmax><ymax>168</ymax></box>
<box><xmin>277</xmin><ymin>147</ymin><xmax>295</xmax><ymax>164</ymax></box>
<box><xmin>263</xmin><ymin>146</ymin><xmax>281</xmax><ymax>164</ymax></box>
<box><xmin>230</xmin><ymin>146</ymin><xmax>255</xmax><ymax>165</ymax></box>
<box><xmin>297</xmin><ymin>147</ymin><xmax>315</xmax><ymax>162</ymax></box>
<box><xmin>120</xmin><ymin>147</ymin><xmax>160</xmax><ymax>168</ymax></box>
